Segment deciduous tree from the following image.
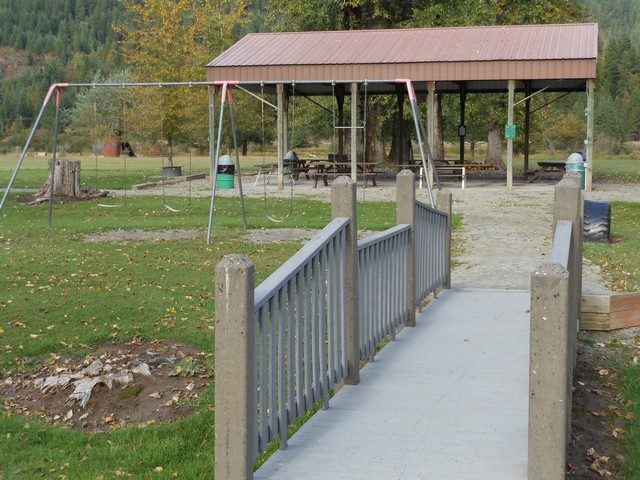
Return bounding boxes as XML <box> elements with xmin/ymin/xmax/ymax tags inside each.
<box><xmin>116</xmin><ymin>0</ymin><xmax>247</xmax><ymax>164</ymax></box>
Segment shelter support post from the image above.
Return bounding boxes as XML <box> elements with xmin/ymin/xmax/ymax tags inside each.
<box><xmin>427</xmin><ymin>81</ymin><xmax>436</xmax><ymax>187</ymax></box>
<box><xmin>336</xmin><ymin>85</ymin><xmax>345</xmax><ymax>161</ymax></box>
<box><xmin>277</xmin><ymin>84</ymin><xmax>285</xmax><ymax>189</ymax></box>
<box><xmin>459</xmin><ymin>85</ymin><xmax>466</xmax><ymax>164</ymax></box>
<box><xmin>507</xmin><ymin>79</ymin><xmax>515</xmax><ymax>190</ymax></box>
<box><xmin>524</xmin><ymin>82</ymin><xmax>531</xmax><ymax>173</ymax></box>
<box><xmin>350</xmin><ymin>83</ymin><xmax>358</xmax><ymax>181</ymax></box>
<box><xmin>395</xmin><ymin>85</ymin><xmax>405</xmax><ymax>164</ymax></box>
<box><xmin>586</xmin><ymin>79</ymin><xmax>595</xmax><ymax>192</ymax></box>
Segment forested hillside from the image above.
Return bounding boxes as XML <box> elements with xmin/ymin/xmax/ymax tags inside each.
<box><xmin>0</xmin><ymin>0</ymin><xmax>123</xmax><ymax>151</ymax></box>
<box><xmin>0</xmin><ymin>0</ymin><xmax>638</xmax><ymax>156</ymax></box>
<box><xmin>580</xmin><ymin>0</ymin><xmax>640</xmax><ymax>149</ymax></box>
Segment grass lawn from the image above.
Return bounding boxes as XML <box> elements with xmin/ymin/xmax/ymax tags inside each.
<box><xmin>0</xmin><ymin>191</ymin><xmax>402</xmax><ymax>478</ymax></box>
<box><xmin>0</xmin><ymin>149</ymin><xmax>635</xmax><ymax>478</ymax></box>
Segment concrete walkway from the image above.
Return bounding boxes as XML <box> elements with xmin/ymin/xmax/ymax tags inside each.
<box><xmin>255</xmin><ymin>288</ymin><xmax>530</xmax><ymax>480</ymax></box>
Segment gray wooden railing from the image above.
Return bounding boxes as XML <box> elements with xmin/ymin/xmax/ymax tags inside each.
<box><xmin>215</xmin><ymin>172</ymin><xmax>452</xmax><ymax>480</ymax></box>
<box><xmin>528</xmin><ymin>172</ymin><xmax>583</xmax><ymax>480</ymax></box>
<box><xmin>357</xmin><ymin>224</ymin><xmax>410</xmax><ymax>361</ymax></box>
<box><xmin>253</xmin><ymin>217</ymin><xmax>349</xmax><ymax>454</ymax></box>
<box><xmin>415</xmin><ymin>199</ymin><xmax>448</xmax><ymax>307</ymax></box>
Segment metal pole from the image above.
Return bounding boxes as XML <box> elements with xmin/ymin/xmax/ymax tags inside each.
<box><xmin>350</xmin><ymin>83</ymin><xmax>358</xmax><ymax>182</ymax></box>
<box><xmin>208</xmin><ymin>88</ymin><xmax>216</xmax><ymax>185</ymax></box>
<box><xmin>0</xmin><ymin>84</ymin><xmax>62</xmax><ymax>212</ymax></box>
<box><xmin>47</xmin><ymin>87</ymin><xmax>63</xmax><ymax>228</ymax></box>
<box><xmin>227</xmin><ymin>87</ymin><xmax>247</xmax><ymax>230</ymax></box>
<box><xmin>507</xmin><ymin>79</ymin><xmax>515</xmax><ymax>190</ymax></box>
<box><xmin>400</xmin><ymin>80</ymin><xmax>438</xmax><ymax>207</ymax></box>
<box><xmin>586</xmin><ymin>79</ymin><xmax>595</xmax><ymax>192</ymax></box>
<box><xmin>207</xmin><ymin>82</ymin><xmax>228</xmax><ymax>244</ymax></box>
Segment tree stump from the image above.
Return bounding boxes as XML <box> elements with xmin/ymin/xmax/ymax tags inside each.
<box><xmin>36</xmin><ymin>159</ymin><xmax>83</xmax><ymax>198</ymax></box>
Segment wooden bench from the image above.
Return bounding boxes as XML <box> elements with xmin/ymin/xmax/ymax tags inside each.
<box><xmin>525</xmin><ymin>161</ymin><xmax>566</xmax><ymax>183</ymax></box>
<box><xmin>311</xmin><ymin>172</ymin><xmax>330</xmax><ymax>187</ymax></box>
<box><xmin>310</xmin><ymin>166</ymin><xmax>378</xmax><ymax>188</ymax></box>
<box><xmin>361</xmin><ymin>171</ymin><xmax>377</xmax><ymax>187</ymax></box>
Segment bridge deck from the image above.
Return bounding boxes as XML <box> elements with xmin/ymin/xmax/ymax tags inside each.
<box><xmin>255</xmin><ymin>288</ymin><xmax>530</xmax><ymax>480</ymax></box>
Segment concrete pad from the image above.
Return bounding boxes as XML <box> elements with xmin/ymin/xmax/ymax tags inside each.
<box><xmin>255</xmin><ymin>288</ymin><xmax>530</xmax><ymax>480</ymax></box>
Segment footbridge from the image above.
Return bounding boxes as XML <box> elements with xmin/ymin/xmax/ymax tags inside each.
<box><xmin>215</xmin><ymin>172</ymin><xmax>583</xmax><ymax>480</ymax></box>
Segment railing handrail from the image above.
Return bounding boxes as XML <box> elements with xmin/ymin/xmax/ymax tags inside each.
<box><xmin>357</xmin><ymin>224</ymin><xmax>410</xmax><ymax>250</ymax></box>
<box><xmin>415</xmin><ymin>198</ymin><xmax>447</xmax><ymax>217</ymax></box>
<box><xmin>550</xmin><ymin>220</ymin><xmax>572</xmax><ymax>269</ymax></box>
<box><xmin>254</xmin><ymin>217</ymin><xmax>349</xmax><ymax>311</ymax></box>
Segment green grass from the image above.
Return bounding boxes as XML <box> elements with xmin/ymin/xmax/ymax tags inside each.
<box><xmin>583</xmin><ymin>202</ymin><xmax>640</xmax><ymax>292</ymax></box>
<box><xmin>623</xmin><ymin>362</ymin><xmax>640</xmax><ymax>477</ymax></box>
<box><xmin>0</xmin><ymin>153</ymin><xmax>633</xmax><ymax>477</ymax></box>
<box><xmin>0</xmin><ymin>192</ymin><xmax>397</xmax><ymax>478</ymax></box>
<box><xmin>582</xmin><ymin>202</ymin><xmax>640</xmax><ymax>478</ymax></box>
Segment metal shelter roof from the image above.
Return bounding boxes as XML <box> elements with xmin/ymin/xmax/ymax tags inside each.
<box><xmin>206</xmin><ymin>23</ymin><xmax>598</xmax><ymax>96</ymax></box>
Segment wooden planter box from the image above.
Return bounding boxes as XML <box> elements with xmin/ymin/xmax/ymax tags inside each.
<box><xmin>581</xmin><ymin>292</ymin><xmax>640</xmax><ymax>331</ymax></box>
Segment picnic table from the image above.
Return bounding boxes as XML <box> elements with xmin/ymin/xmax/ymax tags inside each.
<box><xmin>394</xmin><ymin>163</ymin><xmax>467</xmax><ymax>189</ymax></box>
<box><xmin>309</xmin><ymin>161</ymin><xmax>379</xmax><ymax>187</ymax></box>
<box><xmin>253</xmin><ymin>159</ymin><xmax>311</xmax><ymax>186</ymax></box>
<box><xmin>525</xmin><ymin>161</ymin><xmax>566</xmax><ymax>183</ymax></box>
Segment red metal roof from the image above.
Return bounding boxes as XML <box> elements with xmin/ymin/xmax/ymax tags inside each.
<box><xmin>206</xmin><ymin>23</ymin><xmax>597</xmax><ymax>93</ymax></box>
<box><xmin>209</xmin><ymin>23</ymin><xmax>597</xmax><ymax>67</ymax></box>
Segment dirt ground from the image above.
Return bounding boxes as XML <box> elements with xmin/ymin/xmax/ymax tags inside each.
<box><xmin>3</xmin><ymin>173</ymin><xmax>640</xmax><ymax>476</ymax></box>
<box><xmin>2</xmin><ymin>339</ymin><xmax>210</xmax><ymax>431</ymax></box>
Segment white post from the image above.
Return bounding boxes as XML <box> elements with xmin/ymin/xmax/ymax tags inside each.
<box><xmin>585</xmin><ymin>79</ymin><xmax>595</xmax><ymax>192</ymax></box>
<box><xmin>277</xmin><ymin>84</ymin><xmax>285</xmax><ymax>190</ymax></box>
<box><xmin>427</xmin><ymin>81</ymin><xmax>436</xmax><ymax>187</ymax></box>
<box><xmin>350</xmin><ymin>83</ymin><xmax>358</xmax><ymax>182</ymax></box>
<box><xmin>507</xmin><ymin>79</ymin><xmax>515</xmax><ymax>191</ymax></box>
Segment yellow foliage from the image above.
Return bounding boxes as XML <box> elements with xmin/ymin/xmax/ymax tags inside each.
<box><xmin>115</xmin><ymin>0</ymin><xmax>248</xmax><ymax>160</ymax></box>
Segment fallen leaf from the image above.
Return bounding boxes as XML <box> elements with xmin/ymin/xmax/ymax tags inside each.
<box><xmin>613</xmin><ymin>427</ymin><xmax>625</xmax><ymax>438</ymax></box>
<box><xmin>148</xmin><ymin>392</ymin><xmax>162</xmax><ymax>399</ymax></box>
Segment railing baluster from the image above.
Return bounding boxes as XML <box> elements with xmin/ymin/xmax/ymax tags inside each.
<box><xmin>319</xmin><ymin>247</ymin><xmax>329</xmax><ymax>410</ymax></box>
<box><xmin>259</xmin><ymin>307</ymin><xmax>268</xmax><ymax>448</ymax></box>
<box><xmin>295</xmin><ymin>271</ymin><xmax>304</xmax><ymax>417</ymax></box>
<box><xmin>269</xmin><ymin>298</ymin><xmax>278</xmax><ymax>442</ymax></box>
<box><xmin>278</xmin><ymin>288</ymin><xmax>288</xmax><ymax>450</ymax></box>
<box><xmin>327</xmin><ymin>238</ymin><xmax>336</xmax><ymax>388</ymax></box>
<box><xmin>304</xmin><ymin>261</ymin><xmax>312</xmax><ymax>410</ymax></box>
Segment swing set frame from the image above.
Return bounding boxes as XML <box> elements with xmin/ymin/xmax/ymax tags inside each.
<box><xmin>1</xmin><ymin>79</ymin><xmax>440</xmax><ymax>241</ymax></box>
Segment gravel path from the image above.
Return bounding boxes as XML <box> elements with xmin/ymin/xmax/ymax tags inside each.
<box><xmin>133</xmin><ymin>176</ymin><xmax>640</xmax><ymax>293</ymax></box>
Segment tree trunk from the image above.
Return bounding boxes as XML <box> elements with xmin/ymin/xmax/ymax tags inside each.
<box><xmin>36</xmin><ymin>159</ymin><xmax>83</xmax><ymax>198</ymax></box>
<box><xmin>469</xmin><ymin>141</ymin><xmax>476</xmax><ymax>160</ymax></box>
<box><xmin>433</xmin><ymin>95</ymin><xmax>445</xmax><ymax>162</ymax></box>
<box><xmin>485</xmin><ymin>122</ymin><xmax>505</xmax><ymax>170</ymax></box>
<box><xmin>367</xmin><ymin>101</ymin><xmax>387</xmax><ymax>164</ymax></box>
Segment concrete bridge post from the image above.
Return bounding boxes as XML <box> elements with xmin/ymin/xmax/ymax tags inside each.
<box><xmin>214</xmin><ymin>254</ymin><xmax>255</xmax><ymax>480</ymax></box>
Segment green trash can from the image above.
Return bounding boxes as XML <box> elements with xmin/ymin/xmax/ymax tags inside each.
<box><xmin>217</xmin><ymin>155</ymin><xmax>234</xmax><ymax>189</ymax></box>
<box><xmin>565</xmin><ymin>152</ymin><xmax>585</xmax><ymax>190</ymax></box>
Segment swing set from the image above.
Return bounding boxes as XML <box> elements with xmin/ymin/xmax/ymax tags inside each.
<box><xmin>1</xmin><ymin>79</ymin><xmax>440</xmax><ymax>241</ymax></box>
